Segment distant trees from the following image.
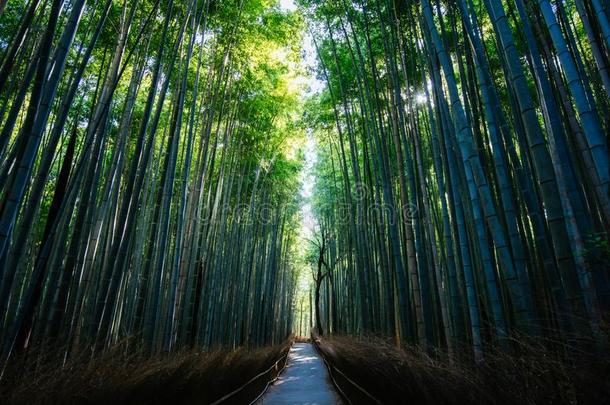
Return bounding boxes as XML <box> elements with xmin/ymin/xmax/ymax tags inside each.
<box><xmin>304</xmin><ymin>0</ymin><xmax>610</xmax><ymax>361</ymax></box>
<box><xmin>309</xmin><ymin>228</ymin><xmax>341</xmax><ymax>336</ymax></box>
<box><xmin>0</xmin><ymin>0</ymin><xmax>304</xmax><ymax>364</ymax></box>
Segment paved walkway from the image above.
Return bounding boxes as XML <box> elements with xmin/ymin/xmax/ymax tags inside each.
<box><xmin>257</xmin><ymin>342</ymin><xmax>344</xmax><ymax>405</ymax></box>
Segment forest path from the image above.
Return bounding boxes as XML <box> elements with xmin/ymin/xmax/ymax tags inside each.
<box><xmin>256</xmin><ymin>342</ymin><xmax>343</xmax><ymax>404</ymax></box>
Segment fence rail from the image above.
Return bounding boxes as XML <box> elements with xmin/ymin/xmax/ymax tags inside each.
<box><xmin>209</xmin><ymin>345</ymin><xmax>291</xmax><ymax>405</ymax></box>
<box><xmin>312</xmin><ymin>338</ymin><xmax>383</xmax><ymax>405</ymax></box>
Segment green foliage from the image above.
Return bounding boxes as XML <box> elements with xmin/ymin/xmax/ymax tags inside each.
<box><xmin>584</xmin><ymin>233</ymin><xmax>610</xmax><ymax>269</ymax></box>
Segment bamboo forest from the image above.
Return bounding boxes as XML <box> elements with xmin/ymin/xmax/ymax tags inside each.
<box><xmin>0</xmin><ymin>0</ymin><xmax>610</xmax><ymax>403</ymax></box>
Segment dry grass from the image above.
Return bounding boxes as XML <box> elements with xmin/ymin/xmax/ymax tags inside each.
<box><xmin>0</xmin><ymin>339</ymin><xmax>291</xmax><ymax>405</ymax></box>
<box><xmin>316</xmin><ymin>335</ymin><xmax>610</xmax><ymax>405</ymax></box>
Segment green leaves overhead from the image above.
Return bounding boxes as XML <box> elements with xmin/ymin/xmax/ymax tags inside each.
<box><xmin>0</xmin><ymin>0</ymin><xmax>306</xmax><ymax>359</ymax></box>
<box><xmin>302</xmin><ymin>0</ymin><xmax>610</xmax><ymax>362</ymax></box>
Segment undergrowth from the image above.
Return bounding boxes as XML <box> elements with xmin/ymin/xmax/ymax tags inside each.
<box><xmin>0</xmin><ymin>339</ymin><xmax>291</xmax><ymax>405</ymax></box>
<box><xmin>316</xmin><ymin>334</ymin><xmax>610</xmax><ymax>405</ymax></box>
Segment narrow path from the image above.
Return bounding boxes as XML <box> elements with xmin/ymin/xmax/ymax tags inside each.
<box><xmin>257</xmin><ymin>342</ymin><xmax>344</xmax><ymax>404</ymax></box>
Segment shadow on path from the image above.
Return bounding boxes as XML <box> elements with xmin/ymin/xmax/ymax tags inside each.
<box><xmin>257</xmin><ymin>343</ymin><xmax>343</xmax><ymax>405</ymax></box>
